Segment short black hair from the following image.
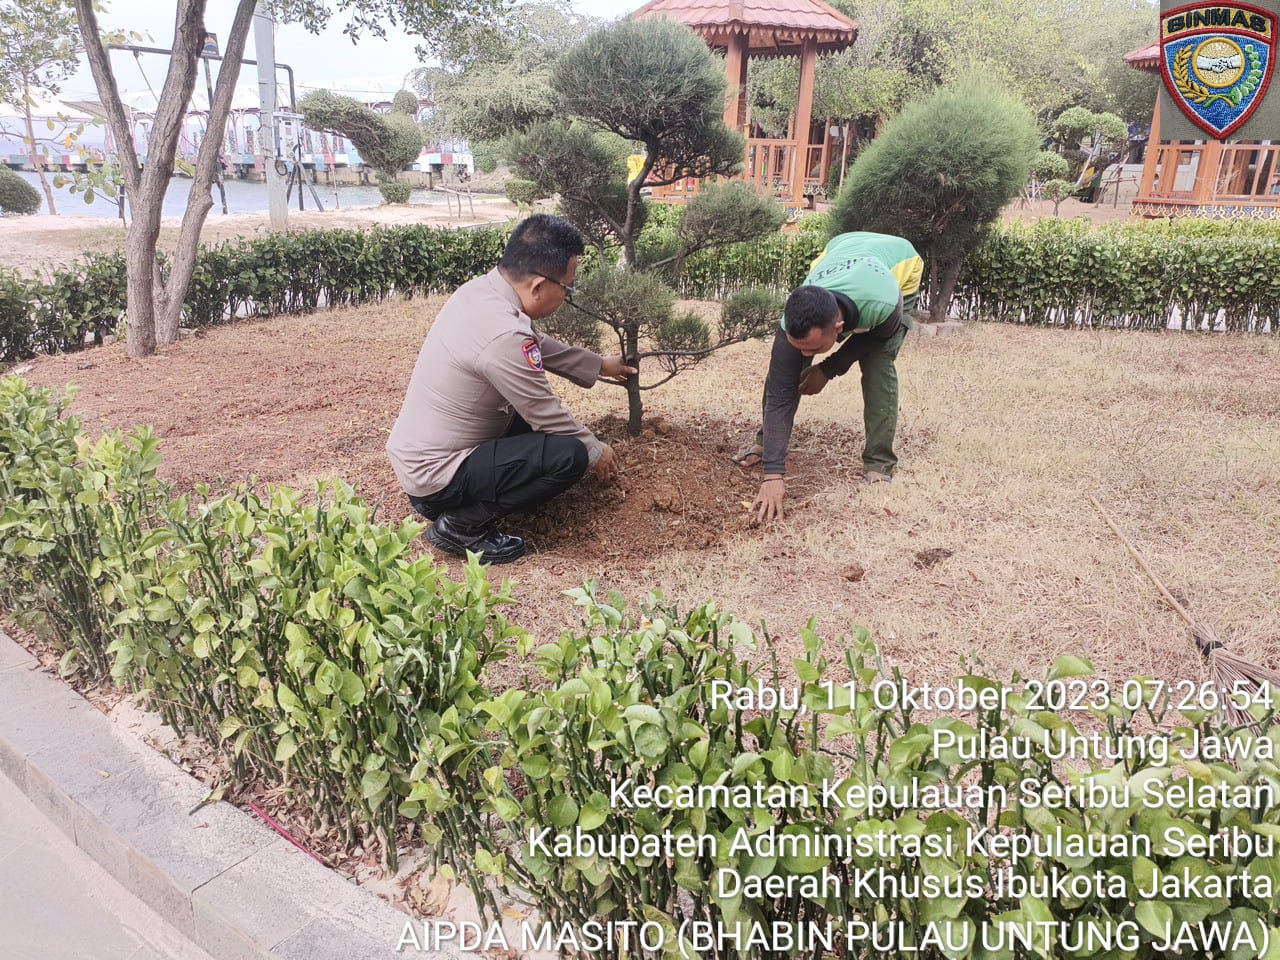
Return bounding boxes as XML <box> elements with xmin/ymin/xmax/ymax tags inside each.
<box><xmin>499</xmin><ymin>214</ymin><xmax>585</xmax><ymax>280</ymax></box>
<box><xmin>783</xmin><ymin>285</ymin><xmax>840</xmax><ymax>339</ymax></box>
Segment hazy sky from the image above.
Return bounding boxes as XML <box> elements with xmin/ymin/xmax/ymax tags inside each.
<box><xmin>59</xmin><ymin>0</ymin><xmax>642</xmax><ymax>102</ymax></box>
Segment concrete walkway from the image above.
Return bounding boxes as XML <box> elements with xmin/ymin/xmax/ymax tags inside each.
<box><xmin>0</xmin><ymin>769</ymin><xmax>213</xmax><ymax>960</ymax></box>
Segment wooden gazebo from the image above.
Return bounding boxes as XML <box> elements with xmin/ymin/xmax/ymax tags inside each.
<box><xmin>1125</xmin><ymin>41</ymin><xmax>1280</xmax><ymax>218</ymax></box>
<box><xmin>632</xmin><ymin>0</ymin><xmax>858</xmax><ymax>205</ymax></box>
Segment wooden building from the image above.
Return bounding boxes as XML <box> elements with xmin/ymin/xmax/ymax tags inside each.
<box><xmin>632</xmin><ymin>0</ymin><xmax>858</xmax><ymax>205</ymax></box>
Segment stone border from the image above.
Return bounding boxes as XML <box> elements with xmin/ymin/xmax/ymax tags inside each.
<box><xmin>0</xmin><ymin>631</ymin><xmax>470</xmax><ymax>960</ymax></box>
<box><xmin>912</xmin><ymin>320</ymin><xmax>965</xmax><ymax>338</ymax></box>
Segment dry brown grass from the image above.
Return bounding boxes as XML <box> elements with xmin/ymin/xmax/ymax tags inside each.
<box><xmin>17</xmin><ymin>295</ymin><xmax>1280</xmax><ymax>691</ymax></box>
<box><xmin>556</xmin><ymin>318</ymin><xmax>1280</xmax><ymax>688</ymax></box>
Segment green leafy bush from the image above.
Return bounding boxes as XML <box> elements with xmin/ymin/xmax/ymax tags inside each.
<box><xmin>832</xmin><ymin>77</ymin><xmax>1039</xmax><ymax>320</ymax></box>
<box><xmin>795</xmin><ymin>210</ymin><xmax>832</xmax><ymax>234</ymax></box>
<box><xmin>0</xmin><ymin>168</ymin><xmax>41</xmax><ymax>216</ymax></box>
<box><xmin>720</xmin><ymin>286</ymin><xmax>785</xmax><ymax>341</ymax></box>
<box><xmin>0</xmin><ymin>226</ymin><xmax>510</xmax><ymax>362</ymax></box>
<box><xmin>0</xmin><ymin>268</ymin><xmax>37</xmax><ymax>359</ymax></box>
<box><xmin>391</xmin><ymin>89</ymin><xmax>420</xmax><ymax>116</ymax></box>
<box><xmin>679</xmin><ymin>220</ymin><xmax>1280</xmax><ymax>334</ymax></box>
<box><xmin>379</xmin><ymin>181</ymin><xmax>412</xmax><ymax>204</ymax></box>
<box><xmin>1041</xmin><ymin>179</ymin><xmax>1076</xmax><ymax>216</ymax></box>
<box><xmin>504</xmin><ymin>177</ymin><xmax>540</xmax><ymax>209</ymax></box>
<box><xmin>471</xmin><ymin>140</ymin><xmax>503</xmax><ymax>174</ymax></box>
<box><xmin>1029</xmin><ymin>151</ymin><xmax>1071</xmax><ymax>183</ymax></box>
<box><xmin>953</xmin><ymin>219</ymin><xmax>1280</xmax><ymax>331</ymax></box>
<box><xmin>679</xmin><ymin>232</ymin><xmax>825</xmax><ymax>299</ymax></box>
<box><xmin>301</xmin><ymin>89</ymin><xmax>424</xmax><ymax>183</ymax></box>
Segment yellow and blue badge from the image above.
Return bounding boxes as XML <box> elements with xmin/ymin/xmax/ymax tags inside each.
<box><xmin>1161</xmin><ymin>2</ymin><xmax>1277</xmax><ymax>138</ymax></box>
<box><xmin>522</xmin><ymin>338</ymin><xmax>544</xmax><ymax>370</ymax></box>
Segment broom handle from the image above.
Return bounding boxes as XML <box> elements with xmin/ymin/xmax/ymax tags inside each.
<box><xmin>1089</xmin><ymin>496</ymin><xmax>1196</xmax><ymax>627</ymax></box>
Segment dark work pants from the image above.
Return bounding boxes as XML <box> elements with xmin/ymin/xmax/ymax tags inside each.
<box><xmin>755</xmin><ymin>323</ymin><xmax>908</xmax><ymax>476</ymax></box>
<box><xmin>408</xmin><ymin>416</ymin><xmax>589</xmax><ymax>531</ymax></box>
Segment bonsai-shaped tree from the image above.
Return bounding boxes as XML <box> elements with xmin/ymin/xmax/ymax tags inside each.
<box><xmin>300</xmin><ymin>89</ymin><xmax>424</xmax><ymax>203</ymax></box>
<box><xmin>831</xmin><ymin>76</ymin><xmax>1038</xmax><ymax>321</ymax></box>
<box><xmin>1025</xmin><ymin>150</ymin><xmax>1071</xmax><ymax>211</ymax></box>
<box><xmin>506</xmin><ymin>18</ymin><xmax>786</xmax><ymax>435</ymax></box>
<box><xmin>1041</xmin><ymin>178</ymin><xmax>1077</xmax><ymax>216</ymax></box>
<box><xmin>1052</xmin><ymin>106</ymin><xmax>1127</xmax><ymax>185</ymax></box>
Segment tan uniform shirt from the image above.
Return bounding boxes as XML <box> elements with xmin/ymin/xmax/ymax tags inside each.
<box><xmin>387</xmin><ymin>268</ymin><xmax>605</xmax><ymax>497</ymax></box>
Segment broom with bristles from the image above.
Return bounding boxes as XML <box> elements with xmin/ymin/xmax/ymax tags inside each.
<box><xmin>1090</xmin><ymin>496</ymin><xmax>1280</xmax><ymax>730</ymax></box>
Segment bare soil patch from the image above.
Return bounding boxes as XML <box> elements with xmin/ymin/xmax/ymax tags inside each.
<box><xmin>17</xmin><ymin>300</ymin><xmax>847</xmax><ymax>567</ymax></box>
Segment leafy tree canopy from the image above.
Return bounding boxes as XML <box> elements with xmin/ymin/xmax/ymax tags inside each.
<box><xmin>411</xmin><ymin>2</ymin><xmax>602</xmax><ymax>144</ymax></box>
<box><xmin>833</xmin><ymin>75</ymin><xmax>1039</xmax><ymax>319</ymax></box>
<box><xmin>507</xmin><ymin>17</ymin><xmax>783</xmax><ymax>434</ymax></box>
<box><xmin>299</xmin><ymin>89</ymin><xmax>424</xmax><ymax>178</ymax></box>
<box><xmin>751</xmin><ymin>0</ymin><xmax>1158</xmax><ymax>131</ymax></box>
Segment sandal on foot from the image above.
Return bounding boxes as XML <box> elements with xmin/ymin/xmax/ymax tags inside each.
<box><xmin>731</xmin><ymin>444</ymin><xmax>764</xmax><ymax>469</ymax></box>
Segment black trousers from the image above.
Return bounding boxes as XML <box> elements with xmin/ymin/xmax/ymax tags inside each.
<box><xmin>408</xmin><ymin>417</ymin><xmax>589</xmax><ymax>531</ymax></box>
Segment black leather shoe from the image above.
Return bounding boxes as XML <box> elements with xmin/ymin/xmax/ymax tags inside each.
<box><xmin>426</xmin><ymin>513</ymin><xmax>525</xmax><ymax>564</ymax></box>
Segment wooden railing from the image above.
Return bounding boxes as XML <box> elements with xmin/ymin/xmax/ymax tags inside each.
<box><xmin>1145</xmin><ymin>143</ymin><xmax>1280</xmax><ymax>203</ymax></box>
<box><xmin>649</xmin><ymin>137</ymin><xmax>833</xmax><ymax>204</ymax></box>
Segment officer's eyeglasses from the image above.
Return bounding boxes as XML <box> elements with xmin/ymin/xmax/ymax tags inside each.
<box><xmin>534</xmin><ymin>272</ymin><xmax>575</xmax><ymax>300</ymax></box>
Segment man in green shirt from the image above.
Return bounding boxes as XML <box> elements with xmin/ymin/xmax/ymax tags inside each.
<box><xmin>736</xmin><ymin>232</ymin><xmax>924</xmax><ymax>523</ymax></box>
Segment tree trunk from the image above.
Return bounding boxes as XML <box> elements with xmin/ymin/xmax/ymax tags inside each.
<box><xmin>931</xmin><ymin>256</ymin><xmax>942</xmax><ymax>323</ymax></box>
<box><xmin>931</xmin><ymin>260</ymin><xmax>962</xmax><ymax>323</ymax></box>
<box><xmin>74</xmin><ymin>0</ymin><xmax>206</xmax><ymax>357</ymax></box>
<box><xmin>156</xmin><ymin>0</ymin><xmax>255</xmax><ymax>344</ymax></box>
<box><xmin>22</xmin><ymin>85</ymin><xmax>57</xmax><ymax>216</ymax></box>
<box><xmin>625</xmin><ymin>328</ymin><xmax>642</xmax><ymax>436</ymax></box>
<box><xmin>124</xmin><ymin>216</ymin><xmax>159</xmax><ymax>356</ymax></box>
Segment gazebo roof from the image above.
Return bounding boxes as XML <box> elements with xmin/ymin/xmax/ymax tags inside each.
<box><xmin>632</xmin><ymin>0</ymin><xmax>858</xmax><ymax>55</ymax></box>
<box><xmin>1124</xmin><ymin>41</ymin><xmax>1160</xmax><ymax>72</ymax></box>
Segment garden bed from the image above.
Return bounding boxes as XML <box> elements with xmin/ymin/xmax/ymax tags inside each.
<box><xmin>14</xmin><ymin>294</ymin><xmax>1280</xmax><ymax>686</ymax></box>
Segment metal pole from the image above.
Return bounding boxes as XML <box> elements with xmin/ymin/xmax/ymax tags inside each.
<box><xmin>253</xmin><ymin>7</ymin><xmax>287</xmax><ymax>231</ymax></box>
<box><xmin>203</xmin><ymin>57</ymin><xmax>229</xmax><ymax>215</ymax></box>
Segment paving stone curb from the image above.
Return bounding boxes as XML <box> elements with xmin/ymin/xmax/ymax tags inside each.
<box><xmin>0</xmin><ymin>631</ymin><xmax>475</xmax><ymax>960</ymax></box>
<box><xmin>912</xmin><ymin>320</ymin><xmax>965</xmax><ymax>338</ymax></box>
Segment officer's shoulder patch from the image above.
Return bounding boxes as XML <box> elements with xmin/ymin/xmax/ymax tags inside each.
<box><xmin>521</xmin><ymin>338</ymin><xmax>544</xmax><ymax>371</ymax></box>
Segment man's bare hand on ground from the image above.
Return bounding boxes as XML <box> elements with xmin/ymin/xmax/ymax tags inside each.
<box><xmin>799</xmin><ymin>366</ymin><xmax>829</xmax><ymax>396</ymax></box>
<box><xmin>594</xmin><ymin>443</ymin><xmax>620</xmax><ymax>482</ymax></box>
<box><xmin>600</xmin><ymin>356</ymin><xmax>638</xmax><ymax>383</ymax></box>
<box><xmin>752</xmin><ymin>476</ymin><xmax>785</xmax><ymax>523</ymax></box>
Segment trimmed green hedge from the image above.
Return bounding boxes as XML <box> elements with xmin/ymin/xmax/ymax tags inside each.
<box><xmin>678</xmin><ymin>219</ymin><xmax>1280</xmax><ymax>333</ymax></box>
<box><xmin>0</xmin><ymin>225</ymin><xmax>510</xmax><ymax>363</ymax></box>
<box><xmin>3</xmin><ymin>375</ymin><xmax>1279</xmax><ymax>956</ymax></box>
<box><xmin>953</xmin><ymin>219</ymin><xmax>1280</xmax><ymax>332</ymax></box>
<box><xmin>0</xmin><ymin>167</ymin><xmax>41</xmax><ymax>216</ymax></box>
<box><xmin>4</xmin><ymin>217</ymin><xmax>1278</xmax><ymax>366</ymax></box>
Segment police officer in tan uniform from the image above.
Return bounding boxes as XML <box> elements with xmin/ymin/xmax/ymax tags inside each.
<box><xmin>387</xmin><ymin>215</ymin><xmax>634</xmax><ymax>563</ymax></box>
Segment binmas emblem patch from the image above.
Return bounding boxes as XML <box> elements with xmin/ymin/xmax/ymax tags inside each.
<box><xmin>522</xmin><ymin>338</ymin><xmax>543</xmax><ymax>370</ymax></box>
<box><xmin>1160</xmin><ymin>2</ymin><xmax>1277</xmax><ymax>138</ymax></box>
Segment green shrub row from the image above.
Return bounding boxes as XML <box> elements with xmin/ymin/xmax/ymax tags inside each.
<box><xmin>678</xmin><ymin>232</ymin><xmax>826</xmax><ymax>300</ymax></box>
<box><xmin>8</xmin><ymin>216</ymin><xmax>1273</xmax><ymax>368</ymax></box>
<box><xmin>0</xmin><ymin>225</ymin><xmax>510</xmax><ymax>363</ymax></box>
<box><xmin>954</xmin><ymin>219</ymin><xmax>1280</xmax><ymax>332</ymax></box>
<box><xmin>678</xmin><ymin>218</ymin><xmax>1280</xmax><ymax>333</ymax></box>
<box><xmin>3</xmin><ymin>375</ymin><xmax>1279</xmax><ymax>957</ymax></box>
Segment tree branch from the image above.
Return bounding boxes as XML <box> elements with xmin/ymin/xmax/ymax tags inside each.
<box><xmin>638</xmin><ymin>370</ymin><xmax>683</xmax><ymax>391</ymax></box>
<box><xmin>138</xmin><ymin>0</ymin><xmax>206</xmax><ymax>203</ymax></box>
<box><xmin>158</xmin><ymin>0</ymin><xmax>256</xmax><ymax>342</ymax></box>
<box><xmin>634</xmin><ymin>335</ymin><xmax>749</xmax><ymax>361</ymax></box>
<box><xmin>72</xmin><ymin>0</ymin><xmax>140</xmax><ymax>195</ymax></box>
